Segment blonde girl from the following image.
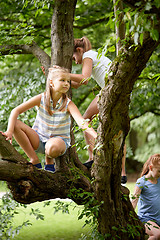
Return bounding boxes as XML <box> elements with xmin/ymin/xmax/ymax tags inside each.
<box><xmin>132</xmin><ymin>154</ymin><xmax>160</xmax><ymax>240</ymax></box>
<box><xmin>70</xmin><ymin>36</ymin><xmax>127</xmax><ymax>184</ymax></box>
<box><xmin>2</xmin><ymin>67</ymin><xmax>97</xmax><ymax>172</ymax></box>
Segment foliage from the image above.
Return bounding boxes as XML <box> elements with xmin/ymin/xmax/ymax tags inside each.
<box><xmin>0</xmin><ymin>0</ymin><xmax>160</xmax><ymax>238</ymax></box>
<box><xmin>0</xmin><ymin>65</ymin><xmax>45</xmax><ymax>128</ymax></box>
<box><xmin>0</xmin><ymin>193</ymin><xmax>31</xmax><ymax>240</ymax></box>
<box><xmin>129</xmin><ymin>50</ymin><xmax>160</xmax><ymax>119</ymax></box>
<box><xmin>0</xmin><ymin>0</ymin><xmax>159</xmax><ymax>165</ymax></box>
<box><xmin>121</xmin><ymin>0</ymin><xmax>160</xmax><ymax>45</ymax></box>
<box><xmin>130</xmin><ymin>113</ymin><xmax>160</xmax><ymax>162</ymax></box>
<box><xmin>0</xmin><ymin>0</ymin><xmax>52</xmax><ymax>47</ymax></box>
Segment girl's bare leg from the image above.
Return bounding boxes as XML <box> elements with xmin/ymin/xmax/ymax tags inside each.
<box><xmin>83</xmin><ymin>96</ymin><xmax>127</xmax><ymax>181</ymax></box>
<box><xmin>13</xmin><ymin>120</ymin><xmax>40</xmax><ymax>164</ymax></box>
<box><xmin>45</xmin><ymin>137</ymin><xmax>66</xmax><ymax>164</ymax></box>
<box><xmin>121</xmin><ymin>144</ymin><xmax>126</xmax><ymax>176</ymax></box>
<box><xmin>83</xmin><ymin>96</ymin><xmax>99</xmax><ymax>161</ymax></box>
<box><xmin>145</xmin><ymin>221</ymin><xmax>160</xmax><ymax>240</ymax></box>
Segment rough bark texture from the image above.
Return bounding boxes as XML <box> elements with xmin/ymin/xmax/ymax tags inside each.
<box><xmin>51</xmin><ymin>0</ymin><xmax>76</xmax><ymax>70</ymax></box>
<box><xmin>0</xmin><ymin>133</ymin><xmax>91</xmax><ymax>204</ymax></box>
<box><xmin>0</xmin><ymin>42</ymin><xmax>51</xmax><ymax>71</ymax></box>
<box><xmin>0</xmin><ymin>0</ymin><xmax>160</xmax><ymax>239</ymax></box>
<box><xmin>113</xmin><ymin>0</ymin><xmax>125</xmax><ymax>55</ymax></box>
<box><xmin>92</xmin><ymin>33</ymin><xmax>160</xmax><ymax>239</ymax></box>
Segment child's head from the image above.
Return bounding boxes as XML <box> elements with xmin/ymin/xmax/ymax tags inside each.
<box><xmin>47</xmin><ymin>67</ymin><xmax>70</xmax><ymax>89</ymax></box>
<box><xmin>73</xmin><ymin>36</ymin><xmax>92</xmax><ymax>64</ymax></box>
<box><xmin>45</xmin><ymin>66</ymin><xmax>70</xmax><ymax>115</ymax></box>
<box><xmin>141</xmin><ymin>154</ymin><xmax>160</xmax><ymax>177</ymax></box>
<box><xmin>73</xmin><ymin>36</ymin><xmax>92</xmax><ymax>53</ymax></box>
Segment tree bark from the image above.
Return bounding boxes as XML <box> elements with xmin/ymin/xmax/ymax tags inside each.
<box><xmin>0</xmin><ymin>133</ymin><xmax>91</xmax><ymax>204</ymax></box>
<box><xmin>113</xmin><ymin>0</ymin><xmax>125</xmax><ymax>55</ymax></box>
<box><xmin>51</xmin><ymin>0</ymin><xmax>77</xmax><ymax>70</ymax></box>
<box><xmin>0</xmin><ymin>0</ymin><xmax>160</xmax><ymax>239</ymax></box>
<box><xmin>0</xmin><ymin>42</ymin><xmax>51</xmax><ymax>70</ymax></box>
<box><xmin>92</xmin><ymin>32</ymin><xmax>159</xmax><ymax>239</ymax></box>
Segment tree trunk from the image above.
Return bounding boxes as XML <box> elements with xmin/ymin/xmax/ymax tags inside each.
<box><xmin>113</xmin><ymin>0</ymin><xmax>125</xmax><ymax>55</ymax></box>
<box><xmin>51</xmin><ymin>0</ymin><xmax>77</xmax><ymax>70</ymax></box>
<box><xmin>0</xmin><ymin>1</ymin><xmax>160</xmax><ymax>239</ymax></box>
<box><xmin>92</xmin><ymin>33</ymin><xmax>159</xmax><ymax>239</ymax></box>
<box><xmin>49</xmin><ymin>0</ymin><xmax>85</xmax><ymax>171</ymax></box>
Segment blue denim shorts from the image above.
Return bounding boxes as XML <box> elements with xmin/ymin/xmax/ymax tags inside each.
<box><xmin>35</xmin><ymin>136</ymin><xmax>70</xmax><ymax>155</ymax></box>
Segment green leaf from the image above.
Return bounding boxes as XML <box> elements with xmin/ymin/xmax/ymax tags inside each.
<box><xmin>139</xmin><ymin>33</ymin><xmax>143</xmax><ymax>45</ymax></box>
<box><xmin>145</xmin><ymin>2</ymin><xmax>152</xmax><ymax>11</ymax></box>
<box><xmin>134</xmin><ymin>32</ymin><xmax>139</xmax><ymax>45</ymax></box>
<box><xmin>108</xmin><ymin>45</ymin><xmax>116</xmax><ymax>53</ymax></box>
<box><xmin>150</xmin><ymin>29</ymin><xmax>159</xmax><ymax>41</ymax></box>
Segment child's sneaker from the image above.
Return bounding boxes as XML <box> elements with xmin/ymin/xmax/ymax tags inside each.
<box><xmin>45</xmin><ymin>164</ymin><xmax>55</xmax><ymax>172</ymax></box>
<box><xmin>33</xmin><ymin>163</ymin><xmax>42</xmax><ymax>169</ymax></box>
<box><xmin>83</xmin><ymin>160</ymin><xmax>94</xmax><ymax>169</ymax></box>
<box><xmin>121</xmin><ymin>175</ymin><xmax>127</xmax><ymax>184</ymax></box>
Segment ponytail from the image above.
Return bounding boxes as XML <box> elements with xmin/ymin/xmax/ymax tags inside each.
<box><xmin>140</xmin><ymin>153</ymin><xmax>160</xmax><ymax>177</ymax></box>
<box><xmin>74</xmin><ymin>36</ymin><xmax>92</xmax><ymax>53</ymax></box>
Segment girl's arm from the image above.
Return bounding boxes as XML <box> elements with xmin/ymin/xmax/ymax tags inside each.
<box><xmin>70</xmin><ymin>58</ymin><xmax>93</xmax><ymax>88</ymax></box>
<box><xmin>2</xmin><ymin>94</ymin><xmax>42</xmax><ymax>143</ymax></box>
<box><xmin>67</xmin><ymin>101</ymin><xmax>97</xmax><ymax>139</ymax></box>
<box><xmin>131</xmin><ymin>185</ymin><xmax>142</xmax><ymax>209</ymax></box>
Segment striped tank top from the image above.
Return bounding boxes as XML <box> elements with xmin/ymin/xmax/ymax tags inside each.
<box><xmin>32</xmin><ymin>93</ymin><xmax>71</xmax><ymax>146</ymax></box>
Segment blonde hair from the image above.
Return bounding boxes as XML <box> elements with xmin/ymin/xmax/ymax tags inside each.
<box><xmin>45</xmin><ymin>66</ymin><xmax>70</xmax><ymax>115</ymax></box>
<box><xmin>74</xmin><ymin>36</ymin><xmax>92</xmax><ymax>53</ymax></box>
<box><xmin>140</xmin><ymin>154</ymin><xmax>160</xmax><ymax>177</ymax></box>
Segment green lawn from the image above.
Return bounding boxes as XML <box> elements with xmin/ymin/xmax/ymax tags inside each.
<box><xmin>126</xmin><ymin>182</ymin><xmax>136</xmax><ymax>196</ymax></box>
<box><xmin>0</xmin><ymin>181</ymin><xmax>136</xmax><ymax>240</ymax></box>
<box><xmin>0</xmin><ymin>181</ymin><xmax>8</xmax><ymax>192</ymax></box>
<box><xmin>12</xmin><ymin>201</ymin><xmax>91</xmax><ymax>240</ymax></box>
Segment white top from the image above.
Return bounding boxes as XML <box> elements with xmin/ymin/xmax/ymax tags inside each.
<box><xmin>83</xmin><ymin>50</ymin><xmax>112</xmax><ymax>88</ymax></box>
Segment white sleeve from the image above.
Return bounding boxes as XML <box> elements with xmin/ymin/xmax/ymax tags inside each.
<box><xmin>82</xmin><ymin>50</ymin><xmax>96</xmax><ymax>61</ymax></box>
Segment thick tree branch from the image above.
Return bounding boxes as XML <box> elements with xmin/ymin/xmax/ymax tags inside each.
<box><xmin>91</xmin><ymin>30</ymin><xmax>160</xmax><ymax>237</ymax></box>
<box><xmin>113</xmin><ymin>0</ymin><xmax>125</xmax><ymax>55</ymax></box>
<box><xmin>0</xmin><ymin>133</ymin><xmax>92</xmax><ymax>204</ymax></box>
<box><xmin>0</xmin><ymin>41</ymin><xmax>51</xmax><ymax>70</ymax></box>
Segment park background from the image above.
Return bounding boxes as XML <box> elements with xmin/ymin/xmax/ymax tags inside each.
<box><xmin>0</xmin><ymin>0</ymin><xmax>160</xmax><ymax>239</ymax></box>
<box><xmin>0</xmin><ymin>181</ymin><xmax>135</xmax><ymax>240</ymax></box>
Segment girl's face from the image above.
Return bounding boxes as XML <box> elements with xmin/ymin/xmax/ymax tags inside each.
<box><xmin>150</xmin><ymin>165</ymin><xmax>160</xmax><ymax>179</ymax></box>
<box><xmin>51</xmin><ymin>73</ymin><xmax>70</xmax><ymax>94</ymax></box>
<box><xmin>72</xmin><ymin>47</ymin><xmax>83</xmax><ymax>64</ymax></box>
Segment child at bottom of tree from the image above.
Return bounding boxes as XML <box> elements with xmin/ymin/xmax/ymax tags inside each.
<box><xmin>132</xmin><ymin>153</ymin><xmax>160</xmax><ymax>240</ymax></box>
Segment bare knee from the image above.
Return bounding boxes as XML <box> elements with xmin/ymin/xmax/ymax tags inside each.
<box><xmin>45</xmin><ymin>142</ymin><xmax>62</xmax><ymax>158</ymax></box>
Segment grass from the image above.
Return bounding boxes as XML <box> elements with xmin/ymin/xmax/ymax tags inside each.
<box><xmin>0</xmin><ymin>181</ymin><xmax>136</xmax><ymax>240</ymax></box>
<box><xmin>0</xmin><ymin>181</ymin><xmax>8</xmax><ymax>192</ymax></box>
<box><xmin>126</xmin><ymin>182</ymin><xmax>136</xmax><ymax>197</ymax></box>
<box><xmin>12</xmin><ymin>200</ymin><xmax>91</xmax><ymax>240</ymax></box>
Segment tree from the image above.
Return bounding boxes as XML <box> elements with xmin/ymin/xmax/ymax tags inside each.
<box><xmin>0</xmin><ymin>0</ymin><xmax>160</xmax><ymax>239</ymax></box>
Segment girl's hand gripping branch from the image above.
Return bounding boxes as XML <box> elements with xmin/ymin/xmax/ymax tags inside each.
<box><xmin>67</xmin><ymin>101</ymin><xmax>97</xmax><ymax>139</ymax></box>
<box><xmin>1</xmin><ymin>130</ymin><xmax>13</xmax><ymax>144</ymax></box>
